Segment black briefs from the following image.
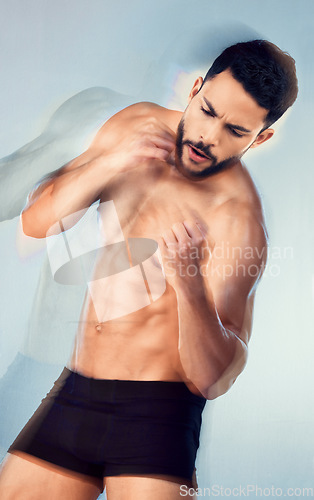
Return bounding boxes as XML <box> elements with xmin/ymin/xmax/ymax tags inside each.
<box><xmin>9</xmin><ymin>368</ymin><xmax>206</xmax><ymax>482</ymax></box>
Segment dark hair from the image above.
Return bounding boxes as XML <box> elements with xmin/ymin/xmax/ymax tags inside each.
<box><xmin>203</xmin><ymin>40</ymin><xmax>298</xmax><ymax>129</ymax></box>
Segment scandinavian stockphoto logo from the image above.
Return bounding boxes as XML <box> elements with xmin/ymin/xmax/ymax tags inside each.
<box><xmin>46</xmin><ymin>200</ymin><xmax>166</xmax><ymax>322</ymax></box>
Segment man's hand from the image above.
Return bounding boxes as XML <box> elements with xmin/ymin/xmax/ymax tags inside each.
<box><xmin>21</xmin><ymin>104</ymin><xmax>176</xmax><ymax>238</ymax></box>
<box><xmin>89</xmin><ymin>105</ymin><xmax>176</xmax><ymax>173</ymax></box>
<box><xmin>158</xmin><ymin>220</ymin><xmax>213</xmax><ymax>289</ymax></box>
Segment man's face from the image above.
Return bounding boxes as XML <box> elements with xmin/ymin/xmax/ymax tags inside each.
<box><xmin>175</xmin><ymin>69</ymin><xmax>271</xmax><ymax>180</ymax></box>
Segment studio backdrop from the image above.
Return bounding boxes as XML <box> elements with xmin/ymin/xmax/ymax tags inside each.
<box><xmin>0</xmin><ymin>1</ymin><xmax>313</xmax><ymax>497</ymax></box>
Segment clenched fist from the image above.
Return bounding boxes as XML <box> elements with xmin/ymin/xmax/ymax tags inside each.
<box><xmin>158</xmin><ymin>220</ymin><xmax>212</xmax><ymax>288</ymax></box>
<box><xmin>89</xmin><ymin>103</ymin><xmax>176</xmax><ymax>174</ymax></box>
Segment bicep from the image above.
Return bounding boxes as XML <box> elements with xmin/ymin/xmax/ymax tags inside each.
<box><xmin>206</xmin><ymin>224</ymin><xmax>267</xmax><ymax>342</ymax></box>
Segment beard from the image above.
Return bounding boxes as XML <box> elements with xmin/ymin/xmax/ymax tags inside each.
<box><xmin>175</xmin><ymin>117</ymin><xmax>245</xmax><ymax>181</ymax></box>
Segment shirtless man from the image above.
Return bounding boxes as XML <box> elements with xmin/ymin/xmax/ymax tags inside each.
<box><xmin>0</xmin><ymin>40</ymin><xmax>298</xmax><ymax>499</ymax></box>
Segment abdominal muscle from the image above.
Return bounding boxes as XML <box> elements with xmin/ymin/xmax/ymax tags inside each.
<box><xmin>69</xmin><ymin>284</ymin><xmax>190</xmax><ymax>384</ymax></box>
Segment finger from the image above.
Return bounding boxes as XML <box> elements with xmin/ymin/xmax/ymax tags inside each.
<box><xmin>167</xmin><ymin>149</ymin><xmax>176</xmax><ymax>166</ymax></box>
<box><xmin>146</xmin><ymin>134</ymin><xmax>175</xmax><ymax>152</ymax></box>
<box><xmin>157</xmin><ymin>236</ymin><xmax>166</xmax><ymax>252</ymax></box>
<box><xmin>138</xmin><ymin>146</ymin><xmax>172</xmax><ymax>162</ymax></box>
<box><xmin>161</xmin><ymin>228</ymin><xmax>178</xmax><ymax>248</ymax></box>
<box><xmin>183</xmin><ymin>220</ymin><xmax>206</xmax><ymax>240</ymax></box>
<box><xmin>171</xmin><ymin>221</ymin><xmax>191</xmax><ymax>243</ymax></box>
<box><xmin>184</xmin><ymin>221</ymin><xmax>214</xmax><ymax>254</ymax></box>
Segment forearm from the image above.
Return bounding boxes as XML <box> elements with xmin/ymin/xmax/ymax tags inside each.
<box><xmin>0</xmin><ymin>140</ymin><xmax>74</xmax><ymax>222</ymax></box>
<box><xmin>175</xmin><ymin>275</ymin><xmax>240</xmax><ymax>398</ymax></box>
<box><xmin>21</xmin><ymin>152</ymin><xmax>117</xmax><ymax>238</ymax></box>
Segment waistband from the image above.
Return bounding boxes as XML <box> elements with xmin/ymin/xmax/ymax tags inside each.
<box><xmin>55</xmin><ymin>368</ymin><xmax>206</xmax><ymax>406</ymax></box>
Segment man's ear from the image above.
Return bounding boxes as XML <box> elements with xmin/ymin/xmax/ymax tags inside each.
<box><xmin>188</xmin><ymin>77</ymin><xmax>204</xmax><ymax>102</ymax></box>
<box><xmin>250</xmin><ymin>128</ymin><xmax>274</xmax><ymax>148</ymax></box>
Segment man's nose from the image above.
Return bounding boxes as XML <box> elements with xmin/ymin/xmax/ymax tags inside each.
<box><xmin>200</xmin><ymin>121</ymin><xmax>221</xmax><ymax>147</ymax></box>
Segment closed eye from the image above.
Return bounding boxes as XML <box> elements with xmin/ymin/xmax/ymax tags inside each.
<box><xmin>200</xmin><ymin>106</ymin><xmax>214</xmax><ymax>117</ymax></box>
<box><xmin>201</xmin><ymin>105</ymin><xmax>245</xmax><ymax>138</ymax></box>
<box><xmin>228</xmin><ymin>127</ymin><xmax>244</xmax><ymax>138</ymax></box>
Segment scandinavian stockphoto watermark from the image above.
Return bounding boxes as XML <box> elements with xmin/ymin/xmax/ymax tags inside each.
<box><xmin>164</xmin><ymin>241</ymin><xmax>294</xmax><ymax>281</ymax></box>
<box><xmin>46</xmin><ymin>201</ymin><xmax>294</xmax><ymax>323</ymax></box>
<box><xmin>180</xmin><ymin>483</ymin><xmax>314</xmax><ymax>497</ymax></box>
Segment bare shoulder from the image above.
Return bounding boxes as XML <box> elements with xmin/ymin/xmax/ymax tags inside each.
<box><xmin>210</xmin><ymin>165</ymin><xmax>267</xmax><ymax>254</ymax></box>
<box><xmin>110</xmin><ymin>101</ymin><xmax>167</xmax><ymax>119</ymax></box>
<box><xmin>212</xmin><ymin>196</ymin><xmax>268</xmax><ymax>262</ymax></box>
<box><xmin>217</xmin><ymin>195</ymin><xmax>266</xmax><ymax>235</ymax></box>
<box><xmin>120</xmin><ymin>102</ymin><xmax>181</xmax><ymax>132</ymax></box>
<box><xmin>110</xmin><ymin>101</ymin><xmax>180</xmax><ymax>129</ymax></box>
<box><xmin>91</xmin><ymin>101</ymin><xmax>170</xmax><ymax>144</ymax></box>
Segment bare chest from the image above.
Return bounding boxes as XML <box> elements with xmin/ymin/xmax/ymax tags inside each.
<box><xmin>83</xmin><ymin>163</ymin><xmax>216</xmax><ymax>325</ymax></box>
<box><xmin>99</xmin><ymin>162</ymin><xmax>219</xmax><ymax>242</ymax></box>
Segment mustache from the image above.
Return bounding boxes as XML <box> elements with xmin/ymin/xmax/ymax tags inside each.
<box><xmin>183</xmin><ymin>140</ymin><xmax>217</xmax><ymax>163</ymax></box>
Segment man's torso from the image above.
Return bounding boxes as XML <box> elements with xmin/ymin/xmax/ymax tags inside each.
<box><xmin>69</xmin><ymin>104</ymin><xmax>264</xmax><ymax>395</ymax></box>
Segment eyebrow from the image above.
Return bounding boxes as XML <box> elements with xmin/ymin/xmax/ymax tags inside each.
<box><xmin>202</xmin><ymin>97</ymin><xmax>252</xmax><ymax>134</ymax></box>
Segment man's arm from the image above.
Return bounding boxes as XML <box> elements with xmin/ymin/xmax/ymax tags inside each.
<box><xmin>159</xmin><ymin>205</ymin><xmax>267</xmax><ymax>399</ymax></box>
<box><xmin>21</xmin><ymin>152</ymin><xmax>115</xmax><ymax>238</ymax></box>
<box><xmin>21</xmin><ymin>103</ymin><xmax>175</xmax><ymax>238</ymax></box>
<box><xmin>0</xmin><ymin>87</ymin><xmax>134</xmax><ymax>223</ymax></box>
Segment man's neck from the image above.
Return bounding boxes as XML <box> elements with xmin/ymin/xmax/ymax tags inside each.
<box><xmin>163</xmin><ymin>108</ymin><xmax>183</xmax><ymax>133</ymax></box>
